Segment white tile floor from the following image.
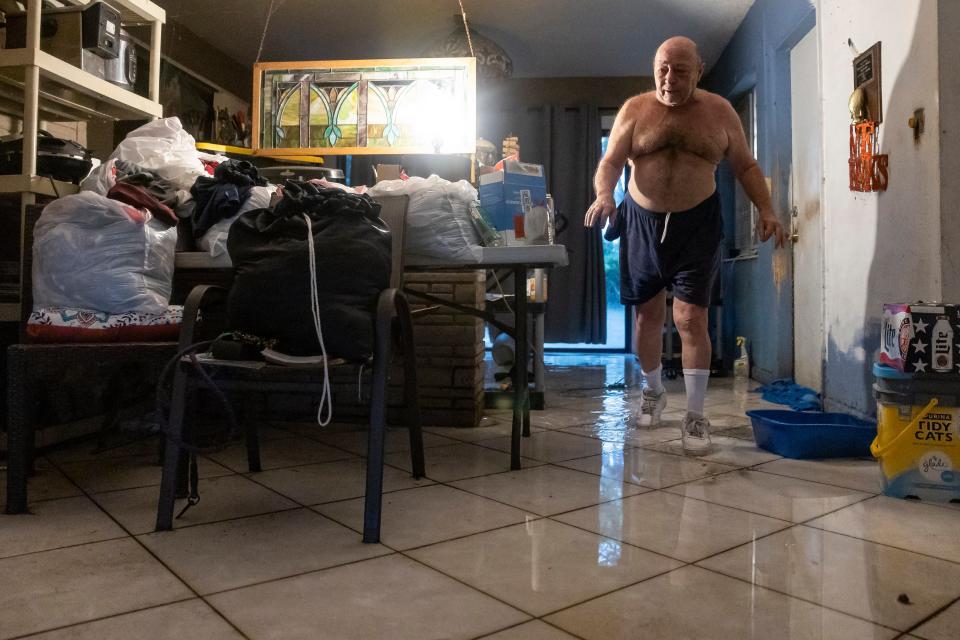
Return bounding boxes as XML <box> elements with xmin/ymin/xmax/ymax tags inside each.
<box><xmin>2</xmin><ymin>354</ymin><xmax>959</xmax><ymax>639</ymax></box>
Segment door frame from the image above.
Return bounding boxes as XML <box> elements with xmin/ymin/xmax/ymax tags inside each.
<box><xmin>772</xmin><ymin>7</ymin><xmax>819</xmax><ymax>382</ymax></box>
<box><xmin>788</xmin><ymin>22</ymin><xmax>826</xmax><ymax>391</ymax></box>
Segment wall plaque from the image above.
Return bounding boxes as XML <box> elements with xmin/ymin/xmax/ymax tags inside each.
<box><xmin>852</xmin><ymin>43</ymin><xmax>882</xmax><ymax>123</ymax></box>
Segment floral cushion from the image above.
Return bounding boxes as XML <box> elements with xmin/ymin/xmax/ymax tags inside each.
<box><xmin>27</xmin><ymin>306</ymin><xmax>182</xmax><ymax>343</ymax></box>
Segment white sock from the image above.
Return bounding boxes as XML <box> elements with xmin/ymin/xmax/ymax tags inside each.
<box><xmin>683</xmin><ymin>369</ymin><xmax>710</xmax><ymax>416</ymax></box>
<box><xmin>642</xmin><ymin>365</ymin><xmax>665</xmax><ymax>394</ymax></box>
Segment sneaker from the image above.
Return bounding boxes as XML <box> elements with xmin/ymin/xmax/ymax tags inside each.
<box><xmin>635</xmin><ymin>388</ymin><xmax>667</xmax><ymax>427</ymax></box>
<box><xmin>681</xmin><ymin>412</ymin><xmax>712</xmax><ymax>453</ymax></box>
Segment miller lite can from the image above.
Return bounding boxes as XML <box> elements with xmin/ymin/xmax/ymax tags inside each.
<box><xmin>932</xmin><ymin>316</ymin><xmax>954</xmax><ymax>373</ymax></box>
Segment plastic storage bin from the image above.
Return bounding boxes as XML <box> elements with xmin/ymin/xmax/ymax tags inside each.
<box><xmin>745</xmin><ymin>410</ymin><xmax>876</xmax><ymax>459</ymax></box>
<box><xmin>872</xmin><ymin>363</ymin><xmax>960</xmax><ymax>502</ymax></box>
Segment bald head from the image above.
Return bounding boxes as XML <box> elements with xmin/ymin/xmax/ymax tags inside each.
<box><xmin>656</xmin><ymin>36</ymin><xmax>702</xmax><ymax>65</ymax></box>
<box><xmin>653</xmin><ymin>36</ymin><xmax>705</xmax><ymax>107</ymax></box>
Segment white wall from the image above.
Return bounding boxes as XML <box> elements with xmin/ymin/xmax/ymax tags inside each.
<box><xmin>819</xmin><ymin>0</ymin><xmax>942</xmax><ymax>415</ymax></box>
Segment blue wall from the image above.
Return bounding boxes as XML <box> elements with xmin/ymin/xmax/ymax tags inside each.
<box><xmin>705</xmin><ymin>0</ymin><xmax>815</xmax><ymax>382</ymax></box>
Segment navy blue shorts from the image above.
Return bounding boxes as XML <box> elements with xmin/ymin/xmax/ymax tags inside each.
<box><xmin>608</xmin><ymin>190</ymin><xmax>722</xmax><ymax>307</ymax></box>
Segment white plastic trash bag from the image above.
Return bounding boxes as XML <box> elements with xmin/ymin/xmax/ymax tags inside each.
<box><xmin>81</xmin><ymin>117</ymin><xmax>206</xmax><ymax>194</ymax></box>
<box><xmin>197</xmin><ymin>185</ymin><xmax>277</xmax><ymax>257</ymax></box>
<box><xmin>368</xmin><ymin>174</ymin><xmax>481</xmax><ymax>261</ymax></box>
<box><xmin>32</xmin><ymin>192</ymin><xmax>178</xmax><ymax>314</ymax></box>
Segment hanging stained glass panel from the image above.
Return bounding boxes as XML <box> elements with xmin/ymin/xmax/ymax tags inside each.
<box><xmin>254</xmin><ymin>58</ymin><xmax>476</xmax><ymax>156</ymax></box>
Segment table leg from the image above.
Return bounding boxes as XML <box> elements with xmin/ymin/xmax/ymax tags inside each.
<box><xmin>512</xmin><ymin>266</ymin><xmax>531</xmax><ymax>469</ymax></box>
<box><xmin>6</xmin><ymin>347</ymin><xmax>33</xmax><ymax>514</ymax></box>
<box><xmin>533</xmin><ymin>311</ymin><xmax>545</xmax><ymax>395</ymax></box>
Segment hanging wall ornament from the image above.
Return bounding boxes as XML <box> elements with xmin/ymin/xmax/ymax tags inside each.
<box><xmin>848</xmin><ymin>42</ymin><xmax>888</xmax><ymax>192</ymax></box>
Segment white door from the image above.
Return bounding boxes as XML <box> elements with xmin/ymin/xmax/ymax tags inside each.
<box><xmin>790</xmin><ymin>26</ymin><xmax>824</xmax><ymax>391</ymax></box>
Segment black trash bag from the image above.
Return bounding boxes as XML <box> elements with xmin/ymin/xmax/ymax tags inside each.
<box><xmin>226</xmin><ymin>181</ymin><xmax>391</xmax><ymax>359</ymax></box>
<box><xmin>191</xmin><ymin>159</ymin><xmax>268</xmax><ymax>239</ymax></box>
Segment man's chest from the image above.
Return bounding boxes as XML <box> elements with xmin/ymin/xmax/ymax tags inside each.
<box><xmin>632</xmin><ymin>109</ymin><xmax>728</xmax><ymax>163</ymax></box>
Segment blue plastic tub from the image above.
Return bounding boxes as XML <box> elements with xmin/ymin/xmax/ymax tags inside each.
<box><xmin>745</xmin><ymin>410</ymin><xmax>877</xmax><ymax>459</ymax></box>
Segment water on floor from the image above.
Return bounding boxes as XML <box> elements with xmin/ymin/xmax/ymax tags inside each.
<box><xmin>2</xmin><ymin>354</ymin><xmax>958</xmax><ymax>639</ymax></box>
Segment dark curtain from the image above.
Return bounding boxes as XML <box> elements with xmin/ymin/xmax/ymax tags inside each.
<box><xmin>488</xmin><ymin>104</ymin><xmax>605</xmax><ymax>343</ymax></box>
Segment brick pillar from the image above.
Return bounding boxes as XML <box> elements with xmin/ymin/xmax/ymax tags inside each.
<box><xmin>266</xmin><ymin>271</ymin><xmax>486</xmax><ymax>428</ymax></box>
<box><xmin>403</xmin><ymin>271</ymin><xmax>485</xmax><ymax>428</ymax></box>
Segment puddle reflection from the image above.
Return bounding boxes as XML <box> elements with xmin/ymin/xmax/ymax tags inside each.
<box><xmin>596</xmin><ymin>443</ymin><xmax>627</xmax><ymax>567</ymax></box>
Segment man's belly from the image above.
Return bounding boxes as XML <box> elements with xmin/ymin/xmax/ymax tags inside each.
<box><xmin>628</xmin><ymin>152</ymin><xmax>719</xmax><ymax>212</ymax></box>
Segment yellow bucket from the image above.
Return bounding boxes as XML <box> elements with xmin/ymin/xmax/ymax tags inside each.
<box><xmin>871</xmin><ymin>396</ymin><xmax>960</xmax><ymax>502</ymax></box>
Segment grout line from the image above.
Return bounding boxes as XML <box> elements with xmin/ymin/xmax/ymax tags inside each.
<box><xmin>535</xmin><ymin>618</ymin><xmax>590</xmax><ymax>640</ymax></box>
<box><xmin>4</xmin><ymin>597</ymin><xmax>204</xmax><ymax>640</ymax></box>
<box><xmin>207</xmin><ymin>452</ymin><xmax>359</xmax><ymax>474</ymax></box>
<box><xmin>319</xmin><ymin>506</ymin><xmax>543</xmax><ymax>554</ymax></box>
<box><xmin>199</xmin><ymin>551</ymin><xmax>402</xmax><ymax>599</ymax></box>
<box><xmin>539</xmin><ymin>483</ymin><xmax>787</xmax><ymax>524</ymax></box>
<box><xmin>746</xmin><ymin>463</ymin><xmax>882</xmax><ymax>495</ymax></box>
<box><xmin>48</xmin><ymin>455</ymin><xmax>308</xmax><ymax>537</ymax></box>
<box><xmin>464</xmin><ymin>619</ymin><xmax>591</xmax><ymax>640</ymax></box>
<box><xmin>63</xmin><ymin>442</ymin><xmax>421</xmax><ymax>636</ymax></box>
<box><xmin>35</xmin><ymin>457</ymin><xmax>258</xmax><ymax>639</ymax></box>
<box><xmin>692</xmin><ymin>562</ymin><xmax>916</xmax><ymax>635</ymax></box>
<box><xmin>396</xmin><ymin>533</ymin><xmax>683</xmax><ymax>628</ymax></box>
<box><xmin>798</xmin><ymin>519</ymin><xmax>960</xmax><ymax>568</ymax></box>
<box><xmin>539</xmin><ymin>490</ymin><xmax>793</xmax><ymax>564</ymax></box>
<box><xmin>549</xmin><ymin>453</ymin><xmax>745</xmax><ymax>494</ymax></box>
<box><xmin>521</xmin><ymin>564</ymin><xmax>693</xmax><ymax>622</ymax></box>
<box><xmin>0</xmin><ymin>532</ymin><xmax>133</xmax><ymax>562</ymax></box>
<box><xmin>899</xmin><ymin>594</ymin><xmax>959</xmax><ymax>638</ymax></box>
<box><xmin>391</xmin><ymin>549</ymin><xmax>540</xmax><ymax>620</ymax></box>
<box><xmin>53</xmin><ymin>470</ymin><xmax>239</xmax><ymax>500</ymax></box>
<box><xmin>13</xmin><ymin>377</ymin><xmax>946</xmax><ymax>639</ymax></box>
<box><xmin>199</xmin><ymin>545</ymin><xmax>538</xmax><ymax>628</ymax></box>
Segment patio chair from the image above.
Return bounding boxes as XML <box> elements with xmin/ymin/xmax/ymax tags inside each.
<box><xmin>154</xmin><ymin>195</ymin><xmax>424</xmax><ymax>543</ymax></box>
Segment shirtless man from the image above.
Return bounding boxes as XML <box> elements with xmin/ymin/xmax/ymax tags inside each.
<box><xmin>584</xmin><ymin>36</ymin><xmax>785</xmax><ymax>453</ymax></box>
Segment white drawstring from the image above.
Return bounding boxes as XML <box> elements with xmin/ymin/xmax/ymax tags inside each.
<box><xmin>303</xmin><ymin>213</ymin><xmax>333</xmax><ymax>426</ymax></box>
<box><xmin>660</xmin><ymin>212</ymin><xmax>672</xmax><ymax>243</ymax></box>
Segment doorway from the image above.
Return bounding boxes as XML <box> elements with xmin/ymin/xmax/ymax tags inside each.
<box><xmin>789</xmin><ymin>25</ymin><xmax>825</xmax><ymax>391</ymax></box>
<box><xmin>544</xmin><ymin>130</ymin><xmax>630</xmax><ymax>352</ymax></box>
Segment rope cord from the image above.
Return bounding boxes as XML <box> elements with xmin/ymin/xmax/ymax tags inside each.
<box><xmin>255</xmin><ymin>0</ymin><xmax>283</xmax><ymax>64</ymax></box>
<box><xmin>457</xmin><ymin>0</ymin><xmax>475</xmax><ymax>57</ymax></box>
<box><xmin>304</xmin><ymin>213</ymin><xmax>334</xmax><ymax>426</ymax></box>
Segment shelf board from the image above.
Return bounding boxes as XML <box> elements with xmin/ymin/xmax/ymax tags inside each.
<box><xmin>0</xmin><ymin>48</ymin><xmax>162</xmax><ymax>121</ymax></box>
<box><xmin>196</xmin><ymin>142</ymin><xmax>325</xmax><ymax>165</ymax></box>
<box><xmin>0</xmin><ymin>175</ymin><xmax>81</xmax><ymax>197</ymax></box>
<box><xmin>105</xmin><ymin>0</ymin><xmax>166</xmax><ymax>24</ymax></box>
<box><xmin>54</xmin><ymin>0</ymin><xmax>166</xmax><ymax>26</ymax></box>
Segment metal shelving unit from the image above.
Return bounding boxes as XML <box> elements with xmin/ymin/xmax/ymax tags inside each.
<box><xmin>0</xmin><ymin>0</ymin><xmax>165</xmax><ymax>322</ymax></box>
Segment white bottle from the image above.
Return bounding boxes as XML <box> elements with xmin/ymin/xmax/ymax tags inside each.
<box><xmin>525</xmin><ymin>205</ymin><xmax>550</xmax><ymax>244</ymax></box>
<box><xmin>545</xmin><ymin>194</ymin><xmax>556</xmax><ymax>245</ymax></box>
<box><xmin>931</xmin><ymin>316</ymin><xmax>954</xmax><ymax>372</ymax></box>
<box><xmin>734</xmin><ymin>336</ymin><xmax>750</xmax><ymax>379</ymax></box>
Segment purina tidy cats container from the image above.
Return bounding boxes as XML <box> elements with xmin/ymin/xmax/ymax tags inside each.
<box><xmin>872</xmin><ymin>363</ymin><xmax>960</xmax><ymax>503</ymax></box>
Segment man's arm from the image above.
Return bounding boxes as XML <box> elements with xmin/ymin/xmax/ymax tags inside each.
<box><xmin>723</xmin><ymin>100</ymin><xmax>785</xmax><ymax>248</ymax></box>
<box><xmin>584</xmin><ymin>99</ymin><xmax>635</xmax><ymax>228</ymax></box>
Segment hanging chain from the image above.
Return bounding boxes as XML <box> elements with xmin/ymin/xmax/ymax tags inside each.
<box><xmin>255</xmin><ymin>0</ymin><xmax>282</xmax><ymax>64</ymax></box>
<box><xmin>457</xmin><ymin>0</ymin><xmax>476</xmax><ymax>57</ymax></box>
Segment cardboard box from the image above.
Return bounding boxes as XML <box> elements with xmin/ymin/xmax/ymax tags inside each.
<box><xmin>374</xmin><ymin>164</ymin><xmax>401</xmax><ymax>182</ymax></box>
<box><xmin>478</xmin><ymin>160</ymin><xmax>547</xmax><ymax>234</ymax></box>
<box><xmin>880</xmin><ymin>302</ymin><xmax>960</xmax><ymax>376</ymax></box>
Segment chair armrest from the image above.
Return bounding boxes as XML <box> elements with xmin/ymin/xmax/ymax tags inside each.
<box><xmin>179</xmin><ymin>284</ymin><xmax>229</xmax><ymax>348</ymax></box>
<box><xmin>375</xmin><ymin>287</ymin><xmax>416</xmax><ymax>323</ymax></box>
